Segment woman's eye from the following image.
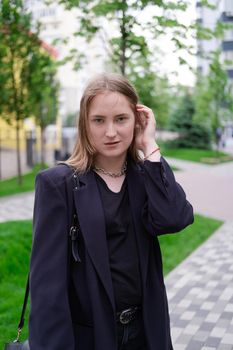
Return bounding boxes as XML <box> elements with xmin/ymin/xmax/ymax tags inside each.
<box><xmin>117</xmin><ymin>116</ymin><xmax>126</xmax><ymax>122</ymax></box>
<box><xmin>94</xmin><ymin>118</ymin><xmax>103</xmax><ymax>123</ymax></box>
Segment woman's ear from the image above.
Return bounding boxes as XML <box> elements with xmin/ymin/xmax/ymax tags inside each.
<box><xmin>134</xmin><ymin>111</ymin><xmax>140</xmax><ymax>133</ymax></box>
<box><xmin>135</xmin><ymin>110</ymin><xmax>144</xmax><ymax>129</ymax></box>
<box><xmin>134</xmin><ymin>104</ymin><xmax>144</xmax><ymax>129</ymax></box>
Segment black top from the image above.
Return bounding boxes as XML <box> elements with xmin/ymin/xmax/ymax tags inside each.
<box><xmin>95</xmin><ymin>173</ymin><xmax>142</xmax><ymax>311</ymax></box>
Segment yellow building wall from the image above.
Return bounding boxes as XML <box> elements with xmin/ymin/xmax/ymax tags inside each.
<box><xmin>0</xmin><ymin>41</ymin><xmax>61</xmax><ymax>154</ymax></box>
<box><xmin>0</xmin><ymin>118</ymin><xmax>26</xmax><ymax>150</ymax></box>
<box><xmin>0</xmin><ymin>117</ymin><xmax>60</xmax><ymax>151</ymax></box>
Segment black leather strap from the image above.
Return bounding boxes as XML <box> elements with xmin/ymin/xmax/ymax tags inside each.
<box><xmin>16</xmin><ymin>164</ymin><xmax>79</xmax><ymax>336</ymax></box>
<box><xmin>17</xmin><ymin>276</ymin><xmax>29</xmax><ymax>333</ymax></box>
<box><xmin>69</xmin><ymin>170</ymin><xmax>81</xmax><ymax>263</ymax></box>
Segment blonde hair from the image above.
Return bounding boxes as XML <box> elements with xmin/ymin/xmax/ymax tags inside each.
<box><xmin>66</xmin><ymin>73</ymin><xmax>142</xmax><ymax>172</ymax></box>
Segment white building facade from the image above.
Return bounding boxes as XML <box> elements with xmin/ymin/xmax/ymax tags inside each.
<box><xmin>24</xmin><ymin>0</ymin><xmax>107</xmax><ymax>123</ymax></box>
<box><xmin>196</xmin><ymin>0</ymin><xmax>233</xmax><ymax>79</ymax></box>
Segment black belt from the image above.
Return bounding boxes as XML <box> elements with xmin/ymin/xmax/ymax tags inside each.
<box><xmin>116</xmin><ymin>306</ymin><xmax>141</xmax><ymax>325</ymax></box>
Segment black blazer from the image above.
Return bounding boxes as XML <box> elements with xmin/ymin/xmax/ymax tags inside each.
<box><xmin>29</xmin><ymin>157</ymin><xmax>193</xmax><ymax>350</ymax></box>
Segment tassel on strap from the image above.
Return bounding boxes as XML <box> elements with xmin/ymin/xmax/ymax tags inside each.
<box><xmin>69</xmin><ymin>224</ymin><xmax>82</xmax><ymax>263</ymax></box>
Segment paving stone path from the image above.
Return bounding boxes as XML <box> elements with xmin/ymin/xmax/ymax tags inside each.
<box><xmin>0</xmin><ymin>192</ymin><xmax>34</xmax><ymax>223</ymax></box>
<box><xmin>166</xmin><ymin>158</ymin><xmax>233</xmax><ymax>222</ymax></box>
<box><xmin>166</xmin><ymin>220</ymin><xmax>233</xmax><ymax>349</ymax></box>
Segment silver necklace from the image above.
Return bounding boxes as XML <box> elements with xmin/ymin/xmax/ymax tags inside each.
<box><xmin>93</xmin><ymin>161</ymin><xmax>127</xmax><ymax>178</ymax></box>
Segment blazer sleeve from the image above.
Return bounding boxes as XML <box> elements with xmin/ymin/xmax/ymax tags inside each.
<box><xmin>141</xmin><ymin>157</ymin><xmax>194</xmax><ymax>235</ymax></box>
<box><xmin>29</xmin><ymin>171</ymin><xmax>75</xmax><ymax>350</ymax></box>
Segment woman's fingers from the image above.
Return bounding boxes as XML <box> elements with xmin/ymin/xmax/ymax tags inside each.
<box><xmin>135</xmin><ymin>105</ymin><xmax>158</xmax><ymax>152</ymax></box>
<box><xmin>136</xmin><ymin>105</ymin><xmax>156</xmax><ymax>128</ymax></box>
<box><xmin>136</xmin><ymin>105</ymin><xmax>155</xmax><ymax>121</ymax></box>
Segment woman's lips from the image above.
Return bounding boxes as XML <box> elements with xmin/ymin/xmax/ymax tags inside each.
<box><xmin>104</xmin><ymin>141</ymin><xmax>120</xmax><ymax>145</ymax></box>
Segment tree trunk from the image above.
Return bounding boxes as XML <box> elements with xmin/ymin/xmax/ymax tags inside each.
<box><xmin>39</xmin><ymin>101</ymin><xmax>47</xmax><ymax>169</ymax></box>
<box><xmin>9</xmin><ymin>48</ymin><xmax>22</xmax><ymax>184</ymax></box>
<box><xmin>40</xmin><ymin>126</ymin><xmax>45</xmax><ymax>169</ymax></box>
<box><xmin>0</xmin><ymin>130</ymin><xmax>2</xmax><ymax>180</ymax></box>
<box><xmin>120</xmin><ymin>0</ymin><xmax>127</xmax><ymax>75</ymax></box>
<box><xmin>16</xmin><ymin>119</ymin><xmax>22</xmax><ymax>185</ymax></box>
<box><xmin>40</xmin><ymin>125</ymin><xmax>46</xmax><ymax>169</ymax></box>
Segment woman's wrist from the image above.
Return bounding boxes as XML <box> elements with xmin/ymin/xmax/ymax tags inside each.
<box><xmin>142</xmin><ymin>142</ymin><xmax>161</xmax><ymax>162</ymax></box>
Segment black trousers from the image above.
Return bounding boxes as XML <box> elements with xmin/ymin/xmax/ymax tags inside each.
<box><xmin>117</xmin><ymin>313</ymin><xmax>147</xmax><ymax>350</ymax></box>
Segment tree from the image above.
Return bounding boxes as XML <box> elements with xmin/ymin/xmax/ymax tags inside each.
<box><xmin>0</xmin><ymin>0</ymin><xmax>39</xmax><ymax>183</ymax></box>
<box><xmin>194</xmin><ymin>51</ymin><xmax>233</xmax><ymax>144</ymax></box>
<box><xmin>0</xmin><ymin>0</ymin><xmax>59</xmax><ymax>181</ymax></box>
<box><xmin>208</xmin><ymin>51</ymin><xmax>233</xmax><ymax>133</ymax></box>
<box><xmin>168</xmin><ymin>91</ymin><xmax>211</xmax><ymax>149</ymax></box>
<box><xmin>55</xmin><ymin>0</ymin><xmax>192</xmax><ymax>131</ymax></box>
<box><xmin>55</xmin><ymin>0</ymin><xmax>233</xmax><ymax>137</ymax></box>
<box><xmin>63</xmin><ymin>112</ymin><xmax>78</xmax><ymax>127</ymax></box>
<box><xmin>28</xmin><ymin>50</ymin><xmax>59</xmax><ymax>167</ymax></box>
<box><xmin>129</xmin><ymin>69</ymin><xmax>172</xmax><ymax>128</ymax></box>
<box><xmin>169</xmin><ymin>92</ymin><xmax>194</xmax><ymax>132</ymax></box>
<box><xmin>59</xmin><ymin>0</ymin><xmax>192</xmax><ymax>77</ymax></box>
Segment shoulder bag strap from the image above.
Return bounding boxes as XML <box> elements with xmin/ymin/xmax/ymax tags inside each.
<box><xmin>14</xmin><ymin>164</ymin><xmax>79</xmax><ymax>342</ymax></box>
<box><xmin>69</xmin><ymin>169</ymin><xmax>82</xmax><ymax>263</ymax></box>
<box><xmin>13</xmin><ymin>275</ymin><xmax>30</xmax><ymax>342</ymax></box>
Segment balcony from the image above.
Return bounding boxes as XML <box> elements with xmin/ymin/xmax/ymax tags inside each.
<box><xmin>196</xmin><ymin>18</ymin><xmax>203</xmax><ymax>24</ymax></box>
<box><xmin>220</xmin><ymin>12</ymin><xmax>233</xmax><ymax>22</ymax></box>
<box><xmin>227</xmin><ymin>69</ymin><xmax>233</xmax><ymax>78</ymax></box>
<box><xmin>222</xmin><ymin>41</ymin><xmax>233</xmax><ymax>51</ymax></box>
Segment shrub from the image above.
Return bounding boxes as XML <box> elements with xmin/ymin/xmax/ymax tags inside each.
<box><xmin>166</xmin><ymin>123</ymin><xmax>212</xmax><ymax>149</ymax></box>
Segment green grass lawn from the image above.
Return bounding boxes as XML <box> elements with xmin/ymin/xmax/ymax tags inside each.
<box><xmin>0</xmin><ymin>215</ymin><xmax>222</xmax><ymax>346</ymax></box>
<box><xmin>0</xmin><ymin>165</ymin><xmax>45</xmax><ymax>198</ymax></box>
<box><xmin>159</xmin><ymin>214</ymin><xmax>222</xmax><ymax>275</ymax></box>
<box><xmin>0</xmin><ymin>220</ymin><xmax>32</xmax><ymax>347</ymax></box>
<box><xmin>161</xmin><ymin>146</ymin><xmax>233</xmax><ymax>164</ymax></box>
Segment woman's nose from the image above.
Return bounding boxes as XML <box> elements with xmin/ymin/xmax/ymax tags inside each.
<box><xmin>105</xmin><ymin>123</ymin><xmax>117</xmax><ymax>137</ymax></box>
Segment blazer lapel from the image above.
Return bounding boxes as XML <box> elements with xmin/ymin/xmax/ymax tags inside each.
<box><xmin>73</xmin><ymin>170</ymin><xmax>115</xmax><ymax>313</ymax></box>
<box><xmin>127</xmin><ymin>159</ymin><xmax>150</xmax><ymax>287</ymax></box>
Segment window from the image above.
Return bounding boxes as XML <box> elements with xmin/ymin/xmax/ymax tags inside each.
<box><xmin>224</xmin><ymin>0</ymin><xmax>233</xmax><ymax>14</ymax></box>
<box><xmin>224</xmin><ymin>51</ymin><xmax>233</xmax><ymax>60</ymax></box>
<box><xmin>223</xmin><ymin>51</ymin><xmax>233</xmax><ymax>68</ymax></box>
<box><xmin>222</xmin><ymin>41</ymin><xmax>233</xmax><ymax>51</ymax></box>
<box><xmin>197</xmin><ymin>66</ymin><xmax>203</xmax><ymax>74</ymax></box>
<box><xmin>226</xmin><ymin>69</ymin><xmax>233</xmax><ymax>78</ymax></box>
<box><xmin>38</xmin><ymin>7</ymin><xmax>56</xmax><ymax>18</ymax></box>
<box><xmin>224</xmin><ymin>28</ymin><xmax>233</xmax><ymax>41</ymax></box>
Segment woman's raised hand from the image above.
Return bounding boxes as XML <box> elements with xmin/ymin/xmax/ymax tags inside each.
<box><xmin>135</xmin><ymin>104</ymin><xmax>158</xmax><ymax>154</ymax></box>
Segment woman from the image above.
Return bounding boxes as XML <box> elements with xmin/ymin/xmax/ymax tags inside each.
<box><xmin>29</xmin><ymin>73</ymin><xmax>194</xmax><ymax>350</ymax></box>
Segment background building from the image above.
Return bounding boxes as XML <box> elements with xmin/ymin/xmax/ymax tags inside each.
<box><xmin>24</xmin><ymin>0</ymin><xmax>107</xmax><ymax>125</ymax></box>
<box><xmin>196</xmin><ymin>0</ymin><xmax>233</xmax><ymax>141</ymax></box>
<box><xmin>220</xmin><ymin>0</ymin><xmax>233</xmax><ymax>78</ymax></box>
<box><xmin>196</xmin><ymin>0</ymin><xmax>233</xmax><ymax>79</ymax></box>
<box><xmin>23</xmin><ymin>0</ymin><xmax>109</xmax><ymax>159</ymax></box>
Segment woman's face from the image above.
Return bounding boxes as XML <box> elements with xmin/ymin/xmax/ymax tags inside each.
<box><xmin>88</xmin><ymin>91</ymin><xmax>135</xmax><ymax>162</ymax></box>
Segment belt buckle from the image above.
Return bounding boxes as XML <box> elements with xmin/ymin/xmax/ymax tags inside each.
<box><xmin>119</xmin><ymin>307</ymin><xmax>135</xmax><ymax>325</ymax></box>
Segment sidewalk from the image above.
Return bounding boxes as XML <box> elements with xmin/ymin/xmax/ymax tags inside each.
<box><xmin>166</xmin><ymin>158</ymin><xmax>233</xmax><ymax>221</ymax></box>
<box><xmin>0</xmin><ymin>149</ymin><xmax>55</xmax><ymax>180</ymax></box>
<box><xmin>0</xmin><ymin>192</ymin><xmax>34</xmax><ymax>223</ymax></box>
<box><xmin>166</xmin><ymin>220</ymin><xmax>233</xmax><ymax>349</ymax></box>
<box><xmin>0</xmin><ymin>149</ymin><xmax>31</xmax><ymax>180</ymax></box>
